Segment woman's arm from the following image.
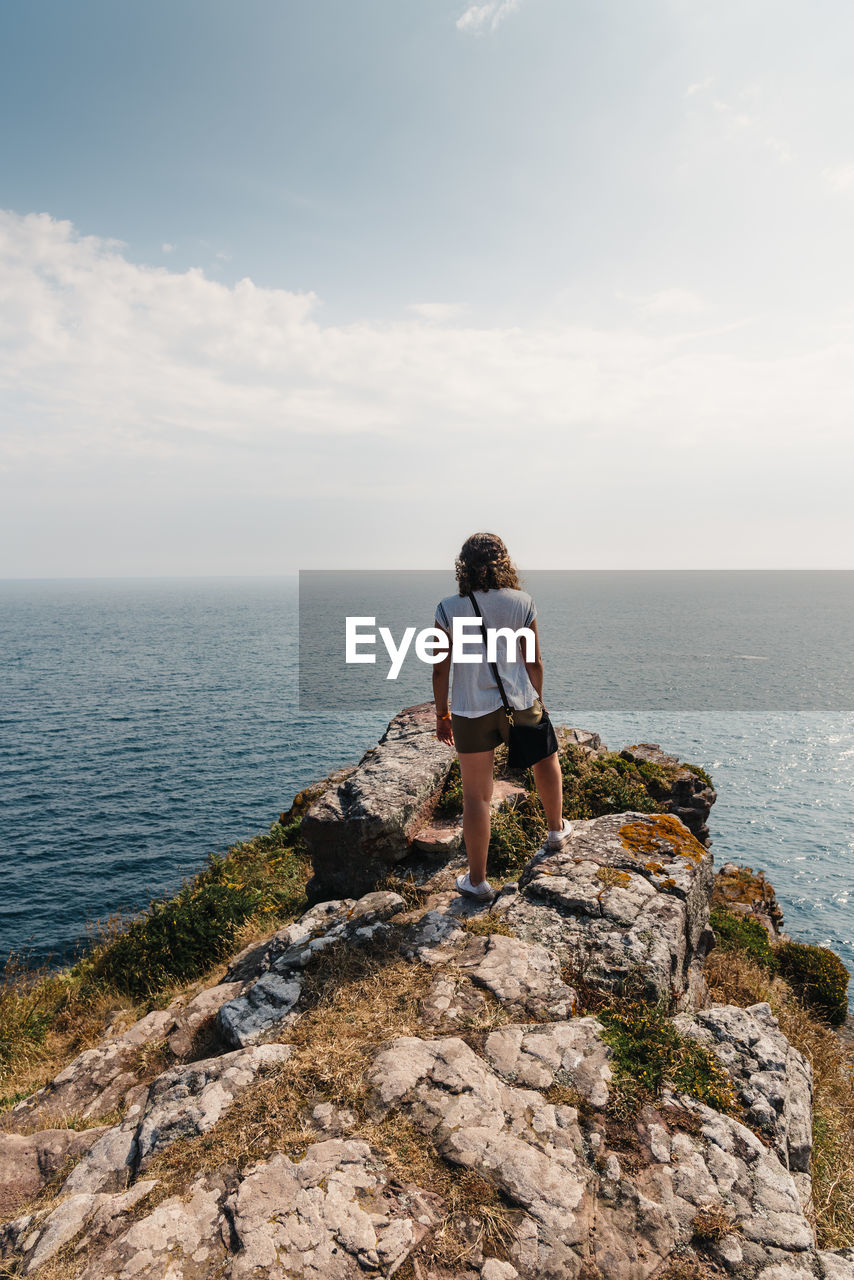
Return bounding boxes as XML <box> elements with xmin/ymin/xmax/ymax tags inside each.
<box><xmin>524</xmin><ymin>618</ymin><xmax>546</xmax><ymax>706</ymax></box>
<box><xmin>432</xmin><ymin>627</ymin><xmax>454</xmax><ymax>744</ymax></box>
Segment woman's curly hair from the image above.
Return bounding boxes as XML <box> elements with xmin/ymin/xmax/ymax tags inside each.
<box><xmin>455</xmin><ymin>532</ymin><xmax>521</xmax><ymax>595</ymax></box>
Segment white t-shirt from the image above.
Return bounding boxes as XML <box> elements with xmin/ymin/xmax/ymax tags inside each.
<box><xmin>434</xmin><ymin>587</ymin><xmax>539</xmax><ymax>718</ymax></box>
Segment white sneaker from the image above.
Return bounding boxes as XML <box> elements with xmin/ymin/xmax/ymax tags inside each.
<box><xmin>456</xmin><ymin>872</ymin><xmax>495</xmax><ymax>900</ymax></box>
<box><xmin>547</xmin><ymin>819</ymin><xmax>573</xmax><ymax>849</ymax></box>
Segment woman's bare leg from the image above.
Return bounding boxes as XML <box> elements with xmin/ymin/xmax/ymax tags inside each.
<box><xmin>458</xmin><ymin>749</ymin><xmax>495</xmax><ymax>885</ymax></box>
<box><xmin>532</xmin><ymin>752</ymin><xmax>563</xmax><ymax>830</ymax></box>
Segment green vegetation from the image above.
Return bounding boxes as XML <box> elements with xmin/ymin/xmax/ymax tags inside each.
<box><xmin>487</xmin><ymin>794</ymin><xmax>547</xmax><ymax>877</ymax></box>
<box><xmin>683</xmin><ymin>762</ymin><xmax>714</xmax><ymax>789</ymax></box>
<box><xmin>434</xmin><ymin>758</ymin><xmax>463</xmax><ymax>817</ymax></box>
<box><xmin>557</xmin><ymin>745</ymin><xmax>668</xmax><ymax>821</ymax></box>
<box><xmin>709</xmin><ymin>906</ymin><xmax>777</xmax><ymax>972</ymax></box>
<box><xmin>0</xmin><ymin>820</ymin><xmax>313</xmax><ymax>1096</ymax></box>
<box><xmin>775</xmin><ymin>940</ymin><xmax>850</xmax><ymax>1027</ymax></box>
<box><xmin>597</xmin><ymin>998</ymin><xmax>739</xmax><ymax>1115</ymax></box>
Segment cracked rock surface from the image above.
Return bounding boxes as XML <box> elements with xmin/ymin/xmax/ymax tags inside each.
<box><xmin>2</xmin><ymin>713</ymin><xmax>850</xmax><ymax>1280</ymax></box>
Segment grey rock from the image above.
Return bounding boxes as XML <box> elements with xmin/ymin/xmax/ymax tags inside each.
<box><xmin>0</xmin><ymin>1180</ymin><xmax>157</xmax><ymax>1276</ymax></box>
<box><xmin>508</xmin><ymin>810</ymin><xmax>714</xmax><ymax>1008</ymax></box>
<box><xmin>366</xmin><ymin>1026</ymin><xmax>822</xmax><ymax>1279</ymax></box>
<box><xmin>675</xmin><ymin>1001</ymin><xmax>813</xmax><ymax>1173</ymax></box>
<box><xmin>820</xmin><ymin>1251</ymin><xmax>854</xmax><ymax>1279</ymax></box>
<box><xmin>77</xmin><ymin>1172</ymin><xmax>228</xmax><ymax>1280</ymax></box>
<box><xmin>62</xmin><ymin>1044</ymin><xmax>290</xmax><ymax>1195</ymax></box>
<box><xmin>227</xmin><ymin>1139</ymin><xmax>441</xmax><ymax>1278</ymax></box>
<box><xmin>302</xmin><ymin>702</ymin><xmax>456</xmax><ymax>898</ymax></box>
<box><xmin>483</xmin><ymin>1018</ymin><xmax>612</xmax><ymax>1107</ymax></box>
<box><xmin>217</xmin><ymin>890</ymin><xmax>405</xmax><ymax>1048</ymax></box>
<box><xmin>0</xmin><ymin>1125</ymin><xmax>109</xmax><ymax>1218</ymax></box>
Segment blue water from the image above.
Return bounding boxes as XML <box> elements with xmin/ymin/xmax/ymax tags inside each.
<box><xmin>1</xmin><ymin>574</ymin><xmax>852</xmax><ymax>1008</ymax></box>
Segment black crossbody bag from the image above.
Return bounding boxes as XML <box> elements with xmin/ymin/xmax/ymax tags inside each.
<box><xmin>467</xmin><ymin>592</ymin><xmax>558</xmax><ymax>769</ymax></box>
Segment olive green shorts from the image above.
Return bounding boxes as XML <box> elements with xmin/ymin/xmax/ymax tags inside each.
<box><xmin>452</xmin><ymin>698</ymin><xmax>545</xmax><ymax>754</ymax></box>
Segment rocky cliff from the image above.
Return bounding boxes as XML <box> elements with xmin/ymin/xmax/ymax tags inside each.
<box><xmin>1</xmin><ymin>704</ymin><xmax>852</xmax><ymax>1280</ymax></box>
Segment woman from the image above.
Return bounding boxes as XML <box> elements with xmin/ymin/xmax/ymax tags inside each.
<box><xmin>433</xmin><ymin>532</ymin><xmax>572</xmax><ymax>899</ymax></box>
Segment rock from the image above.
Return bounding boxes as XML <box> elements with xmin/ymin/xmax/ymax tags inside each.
<box><xmin>411</xmin><ymin>779</ymin><xmax>528</xmax><ymax>856</ymax></box>
<box><xmin>366</xmin><ymin>1024</ymin><xmax>822</xmax><ymax>1279</ymax></box>
<box><xmin>483</xmin><ymin>1019</ymin><xmax>612</xmax><ymax>1107</ymax></box>
<box><xmin>227</xmin><ymin>1139</ymin><xmax>441</xmax><ymax>1278</ymax></box>
<box><xmin>820</xmin><ymin>1251</ymin><xmax>854</xmax><ymax>1279</ymax></box>
<box><xmin>675</xmin><ymin>1001</ymin><xmax>813</xmax><ymax>1173</ymax></box>
<box><xmin>2</xmin><ymin>1010</ymin><xmax>173</xmax><ymax>1133</ymax></box>
<box><xmin>0</xmin><ymin>1180</ymin><xmax>157</xmax><ymax>1276</ymax></box>
<box><xmin>302</xmin><ymin>702</ymin><xmax>455</xmax><ymax>898</ymax></box>
<box><xmin>619</xmin><ymin>744</ymin><xmax>717</xmax><ymax>847</ymax></box>
<box><xmin>0</xmin><ymin>1126</ymin><xmax>109</xmax><ymax>1217</ymax></box>
<box><xmin>555</xmin><ymin>727</ymin><xmax>602</xmax><ymax>754</ymax></box>
<box><xmin>164</xmin><ymin>981</ymin><xmax>247</xmax><ymax>1058</ymax></box>
<box><xmin>218</xmin><ymin>890</ymin><xmax>405</xmax><ymax>1048</ymax></box>
<box><xmin>713</xmin><ymin>862</ymin><xmax>787</xmax><ymax>940</ymax></box>
<box><xmin>508</xmin><ymin>811</ymin><xmax>714</xmax><ymax>1008</ymax></box>
<box><xmin>33</xmin><ymin>1142</ymin><xmax>442</xmax><ymax>1280</ymax></box>
<box><xmin>77</xmin><ymin>1172</ymin><xmax>229</xmax><ymax>1280</ymax></box>
<box><xmin>62</xmin><ymin>1044</ymin><xmax>291</xmax><ymax>1195</ymax></box>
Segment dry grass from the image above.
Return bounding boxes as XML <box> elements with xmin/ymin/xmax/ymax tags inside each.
<box><xmin>706</xmin><ymin>947</ymin><xmax>854</xmax><ymax>1249</ymax></box>
<box><xmin>124</xmin><ymin>927</ymin><xmax>517</xmax><ymax>1273</ymax></box>
<box><xmin>463</xmin><ymin>913</ymin><xmax>516</xmax><ymax>938</ymax></box>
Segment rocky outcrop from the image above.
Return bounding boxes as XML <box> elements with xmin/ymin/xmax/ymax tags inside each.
<box><xmin>0</xmin><ymin>1127</ymin><xmax>109</xmax><ymax>1219</ymax></box>
<box><xmin>619</xmin><ymin>743</ymin><xmax>717</xmax><ymax>847</ymax></box>
<box><xmin>2</xmin><ymin>713</ymin><xmax>850</xmax><ymax>1280</ymax></box>
<box><xmin>217</xmin><ymin>891</ymin><xmax>406</xmax><ymax>1048</ymax></box>
<box><xmin>61</xmin><ymin>1043</ymin><xmax>290</xmax><ymax>1195</ymax></box>
<box><xmin>675</xmin><ymin>1001</ymin><xmax>813</xmax><ymax>1178</ymax></box>
<box><xmin>714</xmin><ymin>861</ymin><xmax>787</xmax><ymax>939</ymax></box>
<box><xmin>509</xmin><ymin>811</ymin><xmax>715</xmax><ymax>1008</ymax></box>
<box><xmin>302</xmin><ymin>703</ymin><xmax>455</xmax><ymax>898</ymax></box>
<box><xmin>366</xmin><ymin>1025</ymin><xmax>820</xmax><ymax>1279</ymax></box>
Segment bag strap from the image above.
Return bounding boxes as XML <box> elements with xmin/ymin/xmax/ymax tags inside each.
<box><xmin>467</xmin><ymin>591</ymin><xmax>514</xmax><ymax>723</ymax></box>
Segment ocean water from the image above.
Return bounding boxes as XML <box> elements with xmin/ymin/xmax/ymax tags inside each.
<box><xmin>1</xmin><ymin>573</ymin><xmax>852</xmax><ymax>1007</ymax></box>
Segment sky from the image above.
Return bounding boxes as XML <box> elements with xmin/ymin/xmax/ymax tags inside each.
<box><xmin>1</xmin><ymin>0</ymin><xmax>853</xmax><ymax>574</ymax></box>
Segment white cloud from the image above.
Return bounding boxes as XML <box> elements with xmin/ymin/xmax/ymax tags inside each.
<box><xmin>685</xmin><ymin>77</ymin><xmax>714</xmax><ymax>97</ymax></box>
<box><xmin>456</xmin><ymin>0</ymin><xmax>522</xmax><ymax>34</ymax></box>
<box><xmin>688</xmin><ymin>83</ymin><xmax>794</xmax><ymax>163</ymax></box>
<box><xmin>1</xmin><ymin>207</ymin><xmax>853</xmax><ymax>570</ymax></box>
<box><xmin>407</xmin><ymin>302</ymin><xmax>464</xmax><ymax>323</ymax></box>
<box><xmin>619</xmin><ymin>288</ymin><xmax>707</xmax><ymax>318</ymax></box>
<box><xmin>823</xmin><ymin>163</ymin><xmax>854</xmax><ymax>193</ymax></box>
<box><xmin>161</xmin><ymin>242</ymin><xmax>175</xmax><ymax>253</ymax></box>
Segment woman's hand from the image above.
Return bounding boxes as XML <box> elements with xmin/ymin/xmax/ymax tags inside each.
<box><xmin>436</xmin><ymin>714</ymin><xmax>454</xmax><ymax>745</ymax></box>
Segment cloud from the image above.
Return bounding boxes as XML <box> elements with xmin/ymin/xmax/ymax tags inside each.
<box><xmin>161</xmin><ymin>242</ymin><xmax>175</xmax><ymax>253</ymax></box>
<box><xmin>407</xmin><ymin>302</ymin><xmax>464</xmax><ymax>323</ymax></box>
<box><xmin>1</xmin><ymin>207</ymin><xmax>853</xmax><ymax>564</ymax></box>
<box><xmin>456</xmin><ymin>0</ymin><xmax>522</xmax><ymax>34</ymax></box>
<box><xmin>685</xmin><ymin>78</ymin><xmax>714</xmax><ymax>97</ymax></box>
<box><xmin>619</xmin><ymin>288</ymin><xmax>707</xmax><ymax>318</ymax></box>
<box><xmin>687</xmin><ymin>81</ymin><xmax>794</xmax><ymax>163</ymax></box>
<box><xmin>823</xmin><ymin>163</ymin><xmax>854</xmax><ymax>193</ymax></box>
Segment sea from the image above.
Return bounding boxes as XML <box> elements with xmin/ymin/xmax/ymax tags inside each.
<box><xmin>1</xmin><ymin>573</ymin><xmax>852</xmax><ymax>1008</ymax></box>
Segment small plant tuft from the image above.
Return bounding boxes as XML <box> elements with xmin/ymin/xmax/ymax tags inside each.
<box><xmin>775</xmin><ymin>940</ymin><xmax>849</xmax><ymax>1027</ymax></box>
<box><xmin>710</xmin><ymin>906</ymin><xmax>777</xmax><ymax>972</ymax></box>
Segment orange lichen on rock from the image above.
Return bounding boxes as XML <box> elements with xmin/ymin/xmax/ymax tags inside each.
<box><xmin>597</xmin><ymin>866</ymin><xmax>632</xmax><ymax>888</ymax></box>
<box><xmin>619</xmin><ymin>814</ymin><xmax>706</xmax><ymax>863</ymax></box>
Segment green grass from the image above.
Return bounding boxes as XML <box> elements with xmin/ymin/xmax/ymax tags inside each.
<box><xmin>0</xmin><ymin>820</ymin><xmax>313</xmax><ymax>1093</ymax></box>
<box><xmin>775</xmin><ymin>940</ymin><xmax>850</xmax><ymax>1027</ymax></box>
<box><xmin>598</xmin><ymin>997</ymin><xmax>740</xmax><ymax>1115</ymax></box>
<box><xmin>709</xmin><ymin>906</ymin><xmax>777</xmax><ymax>972</ymax></box>
<box><xmin>487</xmin><ymin>795</ymin><xmax>547</xmax><ymax>877</ymax></box>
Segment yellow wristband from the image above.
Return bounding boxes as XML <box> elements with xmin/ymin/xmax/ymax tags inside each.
<box><xmin>437</xmin><ymin>713</ymin><xmax>451</xmax><ymax>720</ymax></box>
